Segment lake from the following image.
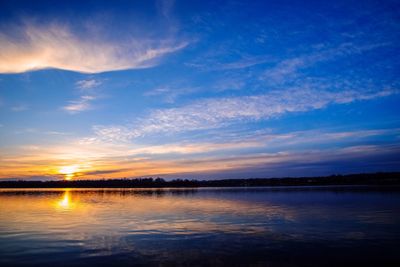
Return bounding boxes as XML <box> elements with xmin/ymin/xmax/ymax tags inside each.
<box><xmin>0</xmin><ymin>186</ymin><xmax>400</xmax><ymax>266</ymax></box>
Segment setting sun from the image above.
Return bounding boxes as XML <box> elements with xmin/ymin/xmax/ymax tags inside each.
<box><xmin>59</xmin><ymin>165</ymin><xmax>78</xmax><ymax>180</ymax></box>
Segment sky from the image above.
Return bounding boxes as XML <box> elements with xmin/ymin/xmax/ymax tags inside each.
<box><xmin>0</xmin><ymin>0</ymin><xmax>399</xmax><ymax>180</ymax></box>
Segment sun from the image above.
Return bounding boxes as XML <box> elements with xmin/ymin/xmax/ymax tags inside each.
<box><xmin>59</xmin><ymin>165</ymin><xmax>78</xmax><ymax>180</ymax></box>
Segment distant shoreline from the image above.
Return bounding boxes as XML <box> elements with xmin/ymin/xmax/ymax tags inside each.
<box><xmin>0</xmin><ymin>172</ymin><xmax>399</xmax><ymax>188</ymax></box>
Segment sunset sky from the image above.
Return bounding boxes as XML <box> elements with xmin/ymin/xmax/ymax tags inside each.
<box><xmin>0</xmin><ymin>0</ymin><xmax>399</xmax><ymax>180</ymax></box>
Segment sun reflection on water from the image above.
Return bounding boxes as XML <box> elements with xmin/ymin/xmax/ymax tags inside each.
<box><xmin>56</xmin><ymin>190</ymin><xmax>76</xmax><ymax>210</ymax></box>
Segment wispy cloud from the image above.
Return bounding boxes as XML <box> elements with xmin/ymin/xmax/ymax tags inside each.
<box><xmin>213</xmin><ymin>56</ymin><xmax>272</xmax><ymax>70</ymax></box>
<box><xmin>187</xmin><ymin>55</ymin><xmax>271</xmax><ymax>71</ymax></box>
<box><xmin>165</xmin><ymin>144</ymin><xmax>400</xmax><ymax>178</ymax></box>
<box><xmin>2</xmin><ymin>120</ymin><xmax>399</xmax><ymax>179</ymax></box>
<box><xmin>93</xmin><ymin>86</ymin><xmax>398</xmax><ymax>141</ymax></box>
<box><xmin>3</xmin><ymin>139</ymin><xmax>398</xmax><ymax>179</ymax></box>
<box><xmin>63</xmin><ymin>78</ymin><xmax>104</xmax><ymax>113</ymax></box>
<box><xmin>213</xmin><ymin>75</ymin><xmax>246</xmax><ymax>91</ymax></box>
<box><xmin>144</xmin><ymin>86</ymin><xmax>198</xmax><ymax>103</ymax></box>
<box><xmin>0</xmin><ymin>22</ymin><xmax>188</xmax><ymax>73</ymax></box>
<box><xmin>91</xmin><ymin>125</ymin><xmax>134</xmax><ymax>143</ymax></box>
<box><xmin>88</xmin><ymin>127</ymin><xmax>400</xmax><ymax>157</ymax></box>
<box><xmin>63</xmin><ymin>126</ymin><xmax>400</xmax><ymax>161</ymax></box>
<box><xmin>139</xmin><ymin>88</ymin><xmax>398</xmax><ymax>134</ymax></box>
<box><xmin>157</xmin><ymin>0</ymin><xmax>176</xmax><ymax>21</ymax></box>
<box><xmin>262</xmin><ymin>42</ymin><xmax>390</xmax><ymax>84</ymax></box>
<box><xmin>11</xmin><ymin>104</ymin><xmax>29</xmax><ymax>112</ymax></box>
<box><xmin>63</xmin><ymin>95</ymin><xmax>96</xmax><ymax>114</ymax></box>
<box><xmin>76</xmin><ymin>79</ymin><xmax>102</xmax><ymax>90</ymax></box>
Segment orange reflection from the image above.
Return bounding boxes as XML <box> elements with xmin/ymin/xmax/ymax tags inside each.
<box><xmin>0</xmin><ymin>189</ymin><xmax>300</xmax><ymax>238</ymax></box>
<box><xmin>56</xmin><ymin>190</ymin><xmax>77</xmax><ymax>210</ymax></box>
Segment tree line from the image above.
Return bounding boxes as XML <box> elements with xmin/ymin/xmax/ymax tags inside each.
<box><xmin>0</xmin><ymin>172</ymin><xmax>399</xmax><ymax>188</ymax></box>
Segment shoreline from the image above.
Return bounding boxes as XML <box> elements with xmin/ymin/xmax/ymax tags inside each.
<box><xmin>1</xmin><ymin>172</ymin><xmax>399</xmax><ymax>188</ymax></box>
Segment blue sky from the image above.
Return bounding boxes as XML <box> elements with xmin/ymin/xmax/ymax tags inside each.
<box><xmin>0</xmin><ymin>0</ymin><xmax>399</xmax><ymax>180</ymax></box>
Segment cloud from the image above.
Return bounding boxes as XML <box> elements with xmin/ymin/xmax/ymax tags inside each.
<box><xmin>79</xmin><ymin>127</ymin><xmax>400</xmax><ymax>161</ymax></box>
<box><xmin>44</xmin><ymin>131</ymin><xmax>71</xmax><ymax>136</ymax></box>
<box><xmin>11</xmin><ymin>104</ymin><xmax>29</xmax><ymax>112</ymax></box>
<box><xmin>6</xmin><ymin>143</ymin><xmax>399</xmax><ymax>179</ymax></box>
<box><xmin>263</xmin><ymin>57</ymin><xmax>304</xmax><ymax>83</ymax></box>
<box><xmin>157</xmin><ymin>0</ymin><xmax>175</xmax><ymax>20</ymax></box>
<box><xmin>2</xmin><ymin>126</ymin><xmax>399</xmax><ymax>179</ymax></box>
<box><xmin>63</xmin><ymin>79</ymin><xmax>104</xmax><ymax>114</ymax></box>
<box><xmin>262</xmin><ymin>42</ymin><xmax>390</xmax><ymax>84</ymax></box>
<box><xmin>0</xmin><ymin>22</ymin><xmax>188</xmax><ymax>73</ymax></box>
<box><xmin>213</xmin><ymin>76</ymin><xmax>246</xmax><ymax>91</ymax></box>
<box><xmin>76</xmin><ymin>79</ymin><xmax>102</xmax><ymax>90</ymax></box>
<box><xmin>117</xmin><ymin>87</ymin><xmax>398</xmax><ymax>139</ymax></box>
<box><xmin>144</xmin><ymin>86</ymin><xmax>198</xmax><ymax>103</ymax></box>
<box><xmin>63</xmin><ymin>95</ymin><xmax>96</xmax><ymax>114</ymax></box>
<box><xmin>91</xmin><ymin>125</ymin><xmax>135</xmax><ymax>143</ymax></box>
<box><xmin>84</xmin><ymin>169</ymin><xmax>132</xmax><ymax>176</ymax></box>
<box><xmin>213</xmin><ymin>56</ymin><xmax>272</xmax><ymax>70</ymax></box>
<box><xmin>91</xmin><ymin>86</ymin><xmax>399</xmax><ymax>142</ymax></box>
<box><xmin>187</xmin><ymin>55</ymin><xmax>271</xmax><ymax>71</ymax></box>
<box><xmin>168</xmin><ymin>144</ymin><xmax>400</xmax><ymax>179</ymax></box>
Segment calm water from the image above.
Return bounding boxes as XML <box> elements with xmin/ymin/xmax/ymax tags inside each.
<box><xmin>0</xmin><ymin>187</ymin><xmax>400</xmax><ymax>267</ymax></box>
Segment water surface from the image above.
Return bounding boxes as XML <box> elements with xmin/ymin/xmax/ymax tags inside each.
<box><xmin>1</xmin><ymin>186</ymin><xmax>400</xmax><ymax>266</ymax></box>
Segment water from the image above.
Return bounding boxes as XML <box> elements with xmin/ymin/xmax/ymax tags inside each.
<box><xmin>0</xmin><ymin>186</ymin><xmax>400</xmax><ymax>267</ymax></box>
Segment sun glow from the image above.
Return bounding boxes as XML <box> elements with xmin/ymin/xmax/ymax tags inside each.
<box><xmin>59</xmin><ymin>165</ymin><xmax>78</xmax><ymax>180</ymax></box>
